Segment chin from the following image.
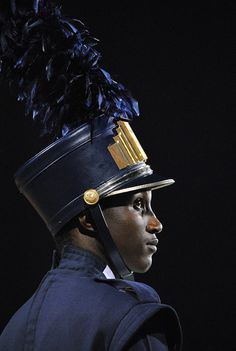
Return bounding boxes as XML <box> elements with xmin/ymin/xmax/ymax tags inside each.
<box><xmin>129</xmin><ymin>257</ymin><xmax>153</xmax><ymax>274</ymax></box>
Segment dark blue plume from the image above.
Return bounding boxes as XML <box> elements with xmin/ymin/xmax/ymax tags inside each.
<box><xmin>0</xmin><ymin>0</ymin><xmax>139</xmax><ymax>139</ymax></box>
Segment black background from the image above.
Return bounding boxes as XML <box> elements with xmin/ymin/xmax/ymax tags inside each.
<box><xmin>0</xmin><ymin>2</ymin><xmax>235</xmax><ymax>350</ymax></box>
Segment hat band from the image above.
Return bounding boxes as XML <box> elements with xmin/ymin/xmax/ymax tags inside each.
<box><xmin>97</xmin><ymin>164</ymin><xmax>153</xmax><ymax>196</ymax></box>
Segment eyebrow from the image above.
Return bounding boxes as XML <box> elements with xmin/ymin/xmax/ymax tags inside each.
<box><xmin>101</xmin><ymin>191</ymin><xmax>152</xmax><ymax>209</ymax></box>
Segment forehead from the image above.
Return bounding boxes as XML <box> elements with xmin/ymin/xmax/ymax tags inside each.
<box><xmin>101</xmin><ymin>190</ymin><xmax>152</xmax><ymax>209</ymax></box>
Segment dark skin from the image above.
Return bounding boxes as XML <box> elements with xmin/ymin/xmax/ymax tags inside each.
<box><xmin>70</xmin><ymin>190</ymin><xmax>162</xmax><ymax>274</ymax></box>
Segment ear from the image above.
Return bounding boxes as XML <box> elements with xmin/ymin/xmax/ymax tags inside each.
<box><xmin>78</xmin><ymin>212</ymin><xmax>95</xmax><ymax>232</ymax></box>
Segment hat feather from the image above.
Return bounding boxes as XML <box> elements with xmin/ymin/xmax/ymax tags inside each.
<box><xmin>0</xmin><ymin>0</ymin><xmax>139</xmax><ymax>139</ymax></box>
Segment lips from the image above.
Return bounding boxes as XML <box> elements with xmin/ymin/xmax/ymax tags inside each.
<box><xmin>146</xmin><ymin>237</ymin><xmax>159</xmax><ymax>253</ymax></box>
<box><xmin>146</xmin><ymin>238</ymin><xmax>159</xmax><ymax>246</ymax></box>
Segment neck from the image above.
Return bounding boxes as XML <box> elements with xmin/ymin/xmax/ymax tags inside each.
<box><xmin>70</xmin><ymin>228</ymin><xmax>109</xmax><ymax>266</ymax></box>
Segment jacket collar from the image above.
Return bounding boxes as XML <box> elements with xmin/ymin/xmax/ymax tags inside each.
<box><xmin>57</xmin><ymin>245</ymin><xmax>107</xmax><ymax>277</ymax></box>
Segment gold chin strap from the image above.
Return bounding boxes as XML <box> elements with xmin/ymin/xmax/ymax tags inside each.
<box><xmin>108</xmin><ymin>120</ymin><xmax>148</xmax><ymax>170</ymax></box>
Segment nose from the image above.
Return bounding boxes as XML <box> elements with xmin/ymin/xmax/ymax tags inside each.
<box><xmin>146</xmin><ymin>214</ymin><xmax>163</xmax><ymax>234</ymax></box>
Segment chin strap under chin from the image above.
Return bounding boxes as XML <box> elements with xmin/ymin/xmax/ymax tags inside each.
<box><xmin>88</xmin><ymin>204</ymin><xmax>134</xmax><ymax>281</ymax></box>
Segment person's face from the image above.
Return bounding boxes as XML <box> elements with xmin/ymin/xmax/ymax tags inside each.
<box><xmin>101</xmin><ymin>191</ymin><xmax>162</xmax><ymax>273</ymax></box>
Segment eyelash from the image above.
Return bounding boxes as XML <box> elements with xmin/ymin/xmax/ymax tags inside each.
<box><xmin>133</xmin><ymin>198</ymin><xmax>145</xmax><ymax>211</ymax></box>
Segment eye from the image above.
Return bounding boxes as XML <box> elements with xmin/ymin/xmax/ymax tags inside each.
<box><xmin>133</xmin><ymin>197</ymin><xmax>145</xmax><ymax>211</ymax></box>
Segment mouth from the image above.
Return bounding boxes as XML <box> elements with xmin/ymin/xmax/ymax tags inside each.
<box><xmin>146</xmin><ymin>238</ymin><xmax>159</xmax><ymax>252</ymax></box>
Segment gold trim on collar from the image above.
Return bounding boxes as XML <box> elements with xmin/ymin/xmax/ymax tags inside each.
<box><xmin>108</xmin><ymin>120</ymin><xmax>148</xmax><ymax>170</ymax></box>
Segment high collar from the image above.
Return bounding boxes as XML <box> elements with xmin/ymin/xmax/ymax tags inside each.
<box><xmin>57</xmin><ymin>245</ymin><xmax>107</xmax><ymax>278</ymax></box>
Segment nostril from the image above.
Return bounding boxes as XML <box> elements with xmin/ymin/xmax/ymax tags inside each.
<box><xmin>146</xmin><ymin>218</ymin><xmax>163</xmax><ymax>234</ymax></box>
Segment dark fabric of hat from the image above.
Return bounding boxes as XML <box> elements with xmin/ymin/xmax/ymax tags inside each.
<box><xmin>15</xmin><ymin>116</ymin><xmax>174</xmax><ymax>235</ymax></box>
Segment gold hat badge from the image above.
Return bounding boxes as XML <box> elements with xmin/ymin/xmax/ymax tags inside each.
<box><xmin>108</xmin><ymin>120</ymin><xmax>148</xmax><ymax>170</ymax></box>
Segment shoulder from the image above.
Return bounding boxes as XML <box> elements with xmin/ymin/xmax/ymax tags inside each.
<box><xmin>94</xmin><ymin>277</ymin><xmax>160</xmax><ymax>303</ymax></box>
<box><xmin>92</xmin><ymin>278</ymin><xmax>182</xmax><ymax>351</ymax></box>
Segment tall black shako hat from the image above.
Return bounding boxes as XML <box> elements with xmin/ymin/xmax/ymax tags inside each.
<box><xmin>0</xmin><ymin>0</ymin><xmax>174</xmax><ymax>278</ymax></box>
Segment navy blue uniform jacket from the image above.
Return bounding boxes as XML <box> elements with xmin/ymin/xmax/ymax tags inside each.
<box><xmin>0</xmin><ymin>246</ymin><xmax>182</xmax><ymax>351</ymax></box>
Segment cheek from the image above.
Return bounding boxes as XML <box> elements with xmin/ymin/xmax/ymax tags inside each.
<box><xmin>103</xmin><ymin>209</ymin><xmax>153</xmax><ymax>273</ymax></box>
<box><xmin>103</xmin><ymin>208</ymin><xmax>141</xmax><ymax>244</ymax></box>
<box><xmin>113</xmin><ymin>212</ymin><xmax>142</xmax><ymax>238</ymax></box>
<box><xmin>103</xmin><ymin>207</ymin><xmax>134</xmax><ymax>229</ymax></box>
<box><xmin>110</xmin><ymin>217</ymin><xmax>145</xmax><ymax>261</ymax></box>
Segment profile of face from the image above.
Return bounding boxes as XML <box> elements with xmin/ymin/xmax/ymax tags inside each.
<box><xmin>101</xmin><ymin>191</ymin><xmax>163</xmax><ymax>273</ymax></box>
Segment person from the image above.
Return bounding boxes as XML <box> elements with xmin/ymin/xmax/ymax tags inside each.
<box><xmin>0</xmin><ymin>1</ymin><xmax>182</xmax><ymax>350</ymax></box>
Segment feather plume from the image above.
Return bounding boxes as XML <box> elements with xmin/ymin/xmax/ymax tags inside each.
<box><xmin>0</xmin><ymin>0</ymin><xmax>139</xmax><ymax>139</ymax></box>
